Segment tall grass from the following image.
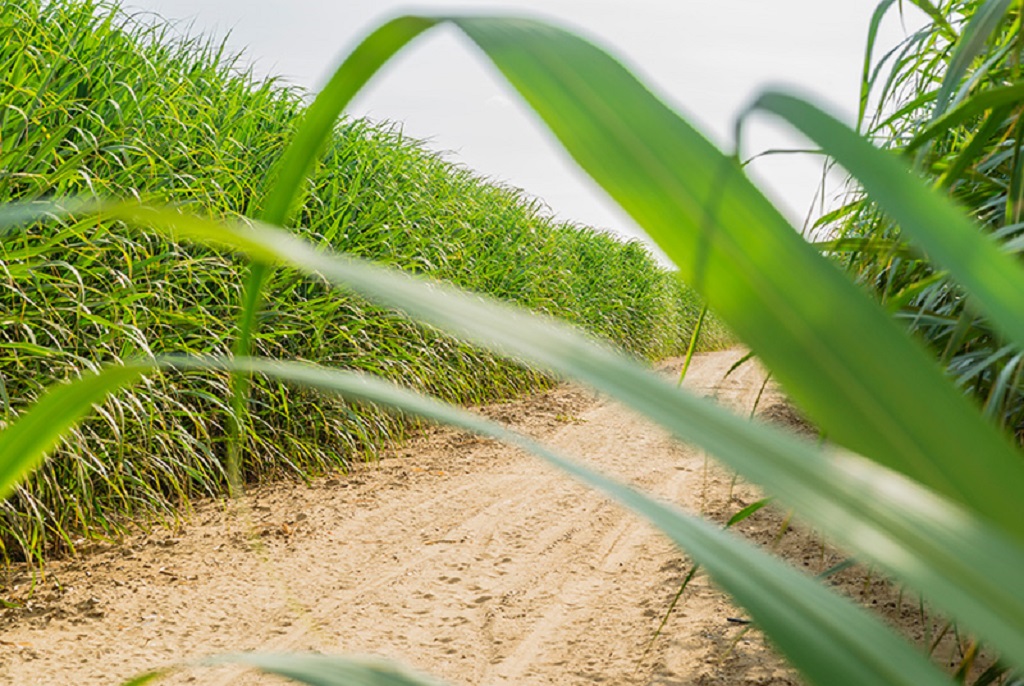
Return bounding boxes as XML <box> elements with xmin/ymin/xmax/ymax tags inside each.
<box><xmin>0</xmin><ymin>0</ymin><xmax>720</xmax><ymax>563</ymax></box>
<box><xmin>4</xmin><ymin>2</ymin><xmax>1022</xmax><ymax>686</ymax></box>
<box><xmin>828</xmin><ymin>0</ymin><xmax>1024</xmax><ymax>436</ymax></box>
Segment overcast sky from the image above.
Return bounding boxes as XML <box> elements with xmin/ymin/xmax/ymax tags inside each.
<box><xmin>123</xmin><ymin>1</ymin><xmax>925</xmax><ymax>250</ymax></box>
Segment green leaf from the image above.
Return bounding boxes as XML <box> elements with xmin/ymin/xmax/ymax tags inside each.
<box><xmin>295</xmin><ymin>18</ymin><xmax>1024</xmax><ymax>670</ymax></box>
<box><xmin>752</xmin><ymin>92</ymin><xmax>1024</xmax><ymax>370</ymax></box>
<box><xmin>726</xmin><ymin>497</ymin><xmax>772</xmax><ymax>527</ymax></box>
<box><xmin>0</xmin><ymin>360</ymin><xmax>148</xmax><ymax>501</ymax></box>
<box><xmin>201</xmin><ymin>654</ymin><xmax>449</xmax><ymax>686</ymax></box>
<box><xmin>261</xmin><ymin>16</ymin><xmax>439</xmax><ymax>226</ymax></box>
<box><xmin>906</xmin><ymin>0</ymin><xmax>958</xmax><ymax>40</ymax></box>
<box><xmin>859</xmin><ymin>0</ymin><xmax>899</xmax><ymax>131</ymax></box>
<box><xmin>172</xmin><ymin>356</ymin><xmax>963</xmax><ymax>686</ymax></box>
<box><xmin>932</xmin><ymin>0</ymin><xmax>1014</xmax><ymax>118</ymax></box>
<box><xmin>224</xmin><ymin>16</ymin><xmax>1024</xmax><ymax>535</ymax></box>
<box><xmin>9</xmin><ymin>12</ymin><xmax>1024</xmax><ymax>683</ymax></box>
<box><xmin>33</xmin><ymin>201</ymin><xmax>1024</xmax><ymax>676</ymax></box>
<box><xmin>3</xmin><ymin>348</ymin><xmax>961</xmax><ymax>685</ymax></box>
<box><xmin>440</xmin><ymin>17</ymin><xmax>1024</xmax><ymax>535</ymax></box>
<box><xmin>906</xmin><ymin>83</ymin><xmax>1024</xmax><ymax>153</ymax></box>
<box><xmin>119</xmin><ymin>671</ymin><xmax>166</xmax><ymax>686</ymax></box>
<box><xmin>811</xmin><ymin>236</ymin><xmax>914</xmax><ymax>259</ymax></box>
<box><xmin>230</xmin><ymin>18</ymin><xmax>441</xmax><ymax>480</ymax></box>
<box><xmin>936</xmin><ymin>103</ymin><xmax>1012</xmax><ymax>187</ymax></box>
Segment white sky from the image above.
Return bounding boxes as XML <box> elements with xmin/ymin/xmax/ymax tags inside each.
<box><xmin>123</xmin><ymin>0</ymin><xmax>925</xmax><ymax>251</ymax></box>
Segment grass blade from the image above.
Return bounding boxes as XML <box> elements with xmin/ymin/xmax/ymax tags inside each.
<box><xmin>7</xmin><ymin>11</ymin><xmax>1024</xmax><ymax>681</ymax></box>
<box><xmin>231</xmin><ymin>17</ymin><xmax>441</xmax><ymax>487</ymax></box>
<box><xmin>859</xmin><ymin>0</ymin><xmax>899</xmax><ymax>131</ymax></box>
<box><xmin>225</xmin><ymin>16</ymin><xmax>1020</xmax><ymax>537</ymax></box>
<box><xmin>120</xmin><ymin>673</ymin><xmax>166</xmax><ymax>686</ymax></box>
<box><xmin>0</xmin><ymin>361</ymin><xmax>149</xmax><ymax>501</ymax></box>
<box><xmin>441</xmin><ymin>17</ymin><xmax>1024</xmax><ymax>534</ymax></box>
<box><xmin>261</xmin><ymin>16</ymin><xmax>439</xmax><ymax>226</ymax></box>
<box><xmin>752</xmin><ymin>92</ymin><xmax>1024</xmax><ymax>366</ymax></box>
<box><xmin>5</xmin><ymin>350</ymin><xmax>957</xmax><ymax>686</ymax></box>
<box><xmin>931</xmin><ymin>0</ymin><xmax>1013</xmax><ymax>118</ymax></box>
<box><xmin>905</xmin><ymin>83</ymin><xmax>1024</xmax><ymax>153</ymax></box>
<box><xmin>201</xmin><ymin>654</ymin><xmax>449</xmax><ymax>686</ymax></box>
<box><xmin>18</xmin><ymin>200</ymin><xmax>1020</xmax><ymax>672</ymax></box>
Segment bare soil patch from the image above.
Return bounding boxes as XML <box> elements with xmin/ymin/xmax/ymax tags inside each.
<box><xmin>0</xmin><ymin>350</ymin><xmax>978</xmax><ymax>684</ymax></box>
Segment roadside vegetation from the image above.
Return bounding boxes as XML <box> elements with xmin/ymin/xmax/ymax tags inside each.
<box><xmin>825</xmin><ymin>0</ymin><xmax>1024</xmax><ymax>440</ymax></box>
<box><xmin>0</xmin><ymin>0</ymin><xmax>725</xmax><ymax>564</ymax></box>
<box><xmin>1</xmin><ymin>0</ymin><xmax>1022</xmax><ymax>685</ymax></box>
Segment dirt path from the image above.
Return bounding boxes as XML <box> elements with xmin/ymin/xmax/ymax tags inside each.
<box><xmin>0</xmin><ymin>350</ymin><xmax>807</xmax><ymax>685</ymax></box>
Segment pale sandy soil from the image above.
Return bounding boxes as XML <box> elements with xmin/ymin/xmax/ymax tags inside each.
<box><xmin>0</xmin><ymin>350</ymin><xmax>976</xmax><ymax>685</ymax></box>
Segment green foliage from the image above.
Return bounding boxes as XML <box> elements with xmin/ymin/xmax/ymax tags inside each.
<box><xmin>200</xmin><ymin>654</ymin><xmax>448</xmax><ymax>685</ymax></box>
<box><xmin>174</xmin><ymin>9</ymin><xmax>1019</xmax><ymax>682</ymax></box>
<box><xmin>0</xmin><ymin>0</ymin><xmax>713</xmax><ymax>562</ymax></box>
<box><xmin>834</xmin><ymin>0</ymin><xmax>1024</xmax><ymax>438</ymax></box>
<box><xmin>4</xmin><ymin>2</ymin><xmax>1020</xmax><ymax>686</ymax></box>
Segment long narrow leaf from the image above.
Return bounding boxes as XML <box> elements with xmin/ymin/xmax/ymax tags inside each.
<box><xmin>0</xmin><ymin>363</ymin><xmax>148</xmax><ymax>501</ymax></box>
<box><xmin>262</xmin><ymin>16</ymin><xmax>438</xmax><ymax>225</ymax></box>
<box><xmin>907</xmin><ymin>83</ymin><xmax>1024</xmax><ymax>153</ymax></box>
<box><xmin>201</xmin><ymin>654</ymin><xmax>448</xmax><ymax>686</ymax></box>
<box><xmin>8</xmin><ymin>12</ymin><xmax>1024</xmax><ymax>678</ymax></box>
<box><xmin>931</xmin><ymin>0</ymin><xmax>1014</xmax><ymax>118</ymax></box>
<box><xmin>226</xmin><ymin>15</ymin><xmax>1024</xmax><ymax>532</ymax></box>
<box><xmin>8</xmin><ymin>196</ymin><xmax>1024</xmax><ymax>675</ymax></box>
<box><xmin>907</xmin><ymin>0</ymin><xmax>958</xmax><ymax>39</ymax></box>
<box><xmin>440</xmin><ymin>17</ymin><xmax>1024</xmax><ymax>532</ymax></box>
<box><xmin>2</xmin><ymin>352</ymin><xmax>956</xmax><ymax>686</ymax></box>
<box><xmin>231</xmin><ymin>17</ymin><xmax>442</xmax><ymax>462</ymax></box>
<box><xmin>212</xmin><ymin>360</ymin><xmax>957</xmax><ymax>686</ymax></box>
<box><xmin>859</xmin><ymin>0</ymin><xmax>899</xmax><ymax>130</ymax></box>
<box><xmin>48</xmin><ymin>201</ymin><xmax>1024</xmax><ymax>673</ymax></box>
<box><xmin>752</xmin><ymin>92</ymin><xmax>1024</xmax><ymax>369</ymax></box>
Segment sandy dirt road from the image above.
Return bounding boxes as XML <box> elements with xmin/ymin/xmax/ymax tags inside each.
<box><xmin>0</xmin><ymin>350</ymin><xmax>809</xmax><ymax>685</ymax></box>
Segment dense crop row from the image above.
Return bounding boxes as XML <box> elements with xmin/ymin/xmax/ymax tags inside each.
<box><xmin>0</xmin><ymin>0</ymin><xmax>724</xmax><ymax>562</ymax></box>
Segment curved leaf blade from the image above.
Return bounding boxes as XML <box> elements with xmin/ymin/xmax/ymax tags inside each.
<box><xmin>442</xmin><ymin>17</ymin><xmax>1024</xmax><ymax>534</ymax></box>
<box><xmin>261</xmin><ymin>16</ymin><xmax>439</xmax><ymax>226</ymax></box>
<box><xmin>932</xmin><ymin>0</ymin><xmax>1014</xmax><ymax>118</ymax></box>
<box><xmin>2</xmin><ymin>350</ymin><xmax>956</xmax><ymax>686</ymax></box>
<box><xmin>752</xmin><ymin>92</ymin><xmax>1024</xmax><ymax>368</ymax></box>
<box><xmin>0</xmin><ymin>362</ymin><xmax>148</xmax><ymax>501</ymax></box>
<box><xmin>252</xmin><ymin>16</ymin><xmax>1024</xmax><ymax>532</ymax></box>
<box><xmin>201</xmin><ymin>654</ymin><xmax>448</xmax><ymax>686</ymax></box>
<box><xmin>231</xmin><ymin>17</ymin><xmax>440</xmax><ymax>479</ymax></box>
<box><xmin>906</xmin><ymin>83</ymin><xmax>1024</xmax><ymax>153</ymax></box>
<box><xmin>66</xmin><ymin>201</ymin><xmax>1024</xmax><ymax>673</ymax></box>
<box><xmin>859</xmin><ymin>0</ymin><xmax>899</xmax><ymax>131</ymax></box>
<box><xmin>4</xmin><ymin>207</ymin><xmax>1020</xmax><ymax>677</ymax></box>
